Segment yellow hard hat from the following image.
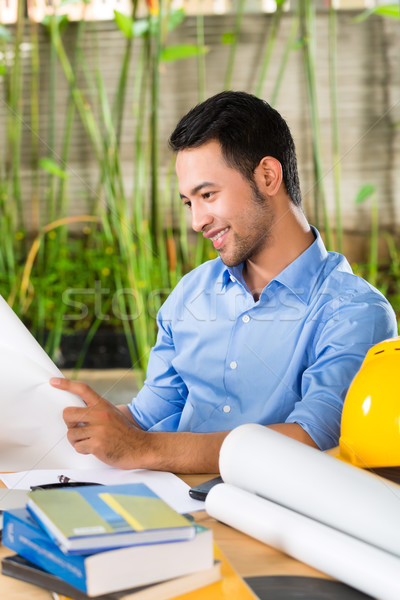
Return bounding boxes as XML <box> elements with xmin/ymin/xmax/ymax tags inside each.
<box><xmin>335</xmin><ymin>337</ymin><xmax>400</xmax><ymax>468</ymax></box>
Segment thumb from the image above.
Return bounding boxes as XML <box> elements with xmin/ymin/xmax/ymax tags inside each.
<box><xmin>50</xmin><ymin>377</ymin><xmax>103</xmax><ymax>408</ymax></box>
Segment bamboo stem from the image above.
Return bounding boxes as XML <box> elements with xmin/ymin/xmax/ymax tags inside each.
<box><xmin>8</xmin><ymin>0</ymin><xmax>25</xmax><ymax>230</ymax></box>
<box><xmin>369</xmin><ymin>193</ymin><xmax>379</xmax><ymax>286</ymax></box>
<box><xmin>329</xmin><ymin>2</ymin><xmax>342</xmax><ymax>253</ymax></box>
<box><xmin>113</xmin><ymin>0</ymin><xmax>138</xmax><ymax>145</ymax></box>
<box><xmin>255</xmin><ymin>2</ymin><xmax>284</xmax><ymax>98</ymax></box>
<box><xmin>299</xmin><ymin>0</ymin><xmax>332</xmax><ymax>248</ymax></box>
<box><xmin>196</xmin><ymin>9</ymin><xmax>206</xmax><ymax>102</ymax></box>
<box><xmin>30</xmin><ymin>20</ymin><xmax>40</xmax><ymax>232</ymax></box>
<box><xmin>271</xmin><ymin>12</ymin><xmax>299</xmax><ymax>107</ymax></box>
<box><xmin>150</xmin><ymin>2</ymin><xmax>163</xmax><ymax>246</ymax></box>
<box><xmin>224</xmin><ymin>0</ymin><xmax>245</xmax><ymax>90</ymax></box>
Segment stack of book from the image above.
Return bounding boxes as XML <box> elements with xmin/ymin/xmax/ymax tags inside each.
<box><xmin>1</xmin><ymin>482</ymin><xmax>221</xmax><ymax>599</ymax></box>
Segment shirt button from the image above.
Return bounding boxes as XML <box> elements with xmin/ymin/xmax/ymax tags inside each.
<box><xmin>230</xmin><ymin>361</ymin><xmax>237</xmax><ymax>369</ymax></box>
<box><xmin>223</xmin><ymin>405</ymin><xmax>231</xmax><ymax>413</ymax></box>
<box><xmin>242</xmin><ymin>315</ymin><xmax>250</xmax><ymax>323</ymax></box>
<box><xmin>230</xmin><ymin>275</ymin><xmax>236</xmax><ymax>282</ymax></box>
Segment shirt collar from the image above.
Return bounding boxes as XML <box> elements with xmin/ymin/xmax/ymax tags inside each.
<box><xmin>220</xmin><ymin>226</ymin><xmax>328</xmax><ymax>304</ymax></box>
<box><xmin>273</xmin><ymin>226</ymin><xmax>328</xmax><ymax>304</ymax></box>
<box><xmin>221</xmin><ymin>263</ymin><xmax>244</xmax><ymax>289</ymax></box>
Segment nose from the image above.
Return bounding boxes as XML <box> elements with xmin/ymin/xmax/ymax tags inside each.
<box><xmin>191</xmin><ymin>202</ymin><xmax>213</xmax><ymax>233</ymax></box>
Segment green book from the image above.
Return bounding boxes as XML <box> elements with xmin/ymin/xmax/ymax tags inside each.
<box><xmin>27</xmin><ymin>483</ymin><xmax>195</xmax><ymax>554</ymax></box>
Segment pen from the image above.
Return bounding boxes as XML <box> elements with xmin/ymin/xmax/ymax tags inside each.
<box><xmin>30</xmin><ymin>477</ymin><xmax>101</xmax><ymax>491</ymax></box>
<box><xmin>57</xmin><ymin>475</ymin><xmax>102</xmax><ymax>486</ymax></box>
<box><xmin>58</xmin><ymin>475</ymin><xmax>81</xmax><ymax>484</ymax></box>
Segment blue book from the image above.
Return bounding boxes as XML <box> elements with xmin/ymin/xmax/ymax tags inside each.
<box><xmin>26</xmin><ymin>482</ymin><xmax>195</xmax><ymax>554</ymax></box>
<box><xmin>2</xmin><ymin>508</ymin><xmax>214</xmax><ymax>596</ymax></box>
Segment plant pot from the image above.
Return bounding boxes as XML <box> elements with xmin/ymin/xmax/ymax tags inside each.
<box><xmin>57</xmin><ymin>329</ymin><xmax>134</xmax><ymax>369</ymax></box>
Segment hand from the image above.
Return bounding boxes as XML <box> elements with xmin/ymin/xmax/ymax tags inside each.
<box><xmin>50</xmin><ymin>378</ymin><xmax>228</xmax><ymax>474</ymax></box>
<box><xmin>50</xmin><ymin>378</ymin><xmax>147</xmax><ymax>469</ymax></box>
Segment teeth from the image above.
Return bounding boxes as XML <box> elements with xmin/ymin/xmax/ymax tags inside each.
<box><xmin>211</xmin><ymin>227</ymin><xmax>229</xmax><ymax>242</ymax></box>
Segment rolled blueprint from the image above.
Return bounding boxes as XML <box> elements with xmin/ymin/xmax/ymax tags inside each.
<box><xmin>210</xmin><ymin>424</ymin><xmax>400</xmax><ymax>557</ymax></box>
<box><xmin>0</xmin><ymin>295</ymin><xmax>105</xmax><ymax>470</ymax></box>
<box><xmin>206</xmin><ymin>483</ymin><xmax>400</xmax><ymax>600</ymax></box>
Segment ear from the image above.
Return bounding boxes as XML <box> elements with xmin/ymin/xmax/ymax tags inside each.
<box><xmin>253</xmin><ymin>156</ymin><xmax>283</xmax><ymax>196</ymax></box>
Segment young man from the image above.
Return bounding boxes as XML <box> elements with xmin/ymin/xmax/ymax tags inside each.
<box><xmin>51</xmin><ymin>91</ymin><xmax>397</xmax><ymax>473</ymax></box>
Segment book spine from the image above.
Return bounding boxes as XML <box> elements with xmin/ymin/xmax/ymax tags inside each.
<box><xmin>26</xmin><ymin>502</ymin><xmax>63</xmax><ymax>547</ymax></box>
<box><xmin>2</xmin><ymin>511</ymin><xmax>88</xmax><ymax>593</ymax></box>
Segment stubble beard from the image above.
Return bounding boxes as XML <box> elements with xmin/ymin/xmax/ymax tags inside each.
<box><xmin>219</xmin><ymin>181</ymin><xmax>274</xmax><ymax>268</ymax></box>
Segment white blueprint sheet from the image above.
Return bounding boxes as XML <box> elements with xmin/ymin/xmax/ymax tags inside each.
<box><xmin>0</xmin><ymin>295</ymin><xmax>106</xmax><ymax>471</ymax></box>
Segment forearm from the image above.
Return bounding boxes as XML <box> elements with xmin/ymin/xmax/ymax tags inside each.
<box><xmin>121</xmin><ymin>423</ymin><xmax>318</xmax><ymax>473</ymax></box>
<box><xmin>127</xmin><ymin>430</ymin><xmax>230</xmax><ymax>473</ymax></box>
<box><xmin>267</xmin><ymin>422</ymin><xmax>319</xmax><ymax>448</ymax></box>
<box><xmin>116</xmin><ymin>404</ymin><xmax>227</xmax><ymax>472</ymax></box>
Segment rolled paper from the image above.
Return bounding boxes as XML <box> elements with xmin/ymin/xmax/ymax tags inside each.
<box><xmin>215</xmin><ymin>424</ymin><xmax>400</xmax><ymax>556</ymax></box>
<box><xmin>206</xmin><ymin>482</ymin><xmax>400</xmax><ymax>600</ymax></box>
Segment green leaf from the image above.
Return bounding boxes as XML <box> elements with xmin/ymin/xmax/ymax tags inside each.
<box><xmin>0</xmin><ymin>65</ymin><xmax>6</xmax><ymax>76</ymax></box>
<box><xmin>146</xmin><ymin>9</ymin><xmax>186</xmax><ymax>36</ymax></box>
<box><xmin>167</xmin><ymin>8</ymin><xmax>186</xmax><ymax>32</ymax></box>
<box><xmin>374</xmin><ymin>5</ymin><xmax>399</xmax><ymax>18</ymax></box>
<box><xmin>41</xmin><ymin>14</ymin><xmax>70</xmax><ymax>31</ymax></box>
<box><xmin>114</xmin><ymin>10</ymin><xmax>134</xmax><ymax>40</ymax></box>
<box><xmin>133</xmin><ymin>19</ymin><xmax>150</xmax><ymax>37</ymax></box>
<box><xmin>114</xmin><ymin>10</ymin><xmax>134</xmax><ymax>39</ymax></box>
<box><xmin>134</xmin><ymin>10</ymin><xmax>185</xmax><ymax>38</ymax></box>
<box><xmin>292</xmin><ymin>36</ymin><xmax>305</xmax><ymax>51</ymax></box>
<box><xmin>0</xmin><ymin>25</ymin><xmax>13</xmax><ymax>42</ymax></box>
<box><xmin>39</xmin><ymin>158</ymin><xmax>69</xmax><ymax>180</ymax></box>
<box><xmin>161</xmin><ymin>45</ymin><xmax>209</xmax><ymax>62</ymax></box>
<box><xmin>355</xmin><ymin>184</ymin><xmax>376</xmax><ymax>204</ymax></box>
<box><xmin>354</xmin><ymin>4</ymin><xmax>399</xmax><ymax>23</ymax></box>
<box><xmin>221</xmin><ymin>32</ymin><xmax>235</xmax><ymax>45</ymax></box>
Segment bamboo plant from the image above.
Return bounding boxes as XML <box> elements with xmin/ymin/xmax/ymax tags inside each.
<box><xmin>1</xmin><ymin>0</ymin><xmax>399</xmax><ymax>380</ymax></box>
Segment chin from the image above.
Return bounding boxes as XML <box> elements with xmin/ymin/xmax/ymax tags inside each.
<box><xmin>220</xmin><ymin>254</ymin><xmax>242</xmax><ymax>268</ymax></box>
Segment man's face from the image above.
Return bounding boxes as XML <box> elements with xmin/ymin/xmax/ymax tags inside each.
<box><xmin>176</xmin><ymin>140</ymin><xmax>274</xmax><ymax>267</ymax></box>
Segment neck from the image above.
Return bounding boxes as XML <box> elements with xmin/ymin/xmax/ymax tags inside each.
<box><xmin>243</xmin><ymin>203</ymin><xmax>315</xmax><ymax>300</ymax></box>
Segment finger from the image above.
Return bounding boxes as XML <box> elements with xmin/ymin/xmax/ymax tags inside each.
<box><xmin>63</xmin><ymin>401</ymin><xmax>119</xmax><ymax>429</ymax></box>
<box><xmin>50</xmin><ymin>378</ymin><xmax>104</xmax><ymax>408</ymax></box>
<box><xmin>67</xmin><ymin>429</ymin><xmax>103</xmax><ymax>457</ymax></box>
<box><xmin>63</xmin><ymin>406</ymin><xmax>94</xmax><ymax>427</ymax></box>
<box><xmin>69</xmin><ymin>438</ymin><xmax>92</xmax><ymax>455</ymax></box>
<box><xmin>67</xmin><ymin>426</ymin><xmax>91</xmax><ymax>445</ymax></box>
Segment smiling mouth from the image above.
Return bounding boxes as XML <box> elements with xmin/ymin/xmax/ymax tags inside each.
<box><xmin>210</xmin><ymin>227</ymin><xmax>229</xmax><ymax>242</ymax></box>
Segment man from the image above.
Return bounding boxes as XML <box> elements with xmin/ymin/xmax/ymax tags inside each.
<box><xmin>51</xmin><ymin>91</ymin><xmax>397</xmax><ymax>473</ymax></box>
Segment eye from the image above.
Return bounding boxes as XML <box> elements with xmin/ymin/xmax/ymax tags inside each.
<box><xmin>183</xmin><ymin>200</ymin><xmax>192</xmax><ymax>209</ymax></box>
<box><xmin>202</xmin><ymin>191</ymin><xmax>214</xmax><ymax>200</ymax></box>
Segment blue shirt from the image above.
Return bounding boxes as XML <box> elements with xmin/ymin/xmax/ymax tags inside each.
<box><xmin>129</xmin><ymin>229</ymin><xmax>397</xmax><ymax>449</ymax></box>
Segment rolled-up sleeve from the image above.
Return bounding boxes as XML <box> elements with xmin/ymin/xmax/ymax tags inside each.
<box><xmin>128</xmin><ymin>299</ymin><xmax>188</xmax><ymax>431</ymax></box>
<box><xmin>285</xmin><ymin>293</ymin><xmax>398</xmax><ymax>449</ymax></box>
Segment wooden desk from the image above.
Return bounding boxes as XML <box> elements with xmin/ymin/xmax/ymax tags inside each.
<box><xmin>0</xmin><ymin>475</ymin><xmax>328</xmax><ymax>598</ymax></box>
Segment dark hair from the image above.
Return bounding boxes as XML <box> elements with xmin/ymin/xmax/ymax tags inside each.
<box><xmin>169</xmin><ymin>90</ymin><xmax>301</xmax><ymax>206</ymax></box>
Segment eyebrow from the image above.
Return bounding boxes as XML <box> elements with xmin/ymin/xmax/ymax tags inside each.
<box><xmin>179</xmin><ymin>181</ymin><xmax>215</xmax><ymax>200</ymax></box>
